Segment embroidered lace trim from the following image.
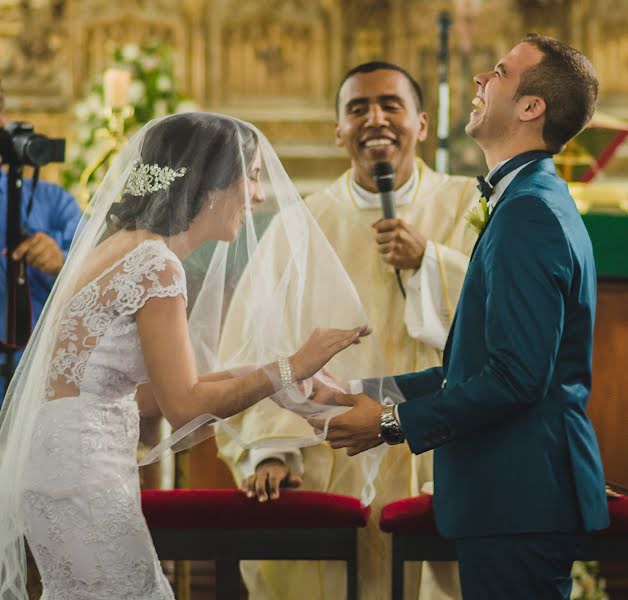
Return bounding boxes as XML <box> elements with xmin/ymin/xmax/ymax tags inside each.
<box><xmin>45</xmin><ymin>240</ymin><xmax>186</xmax><ymax>400</ymax></box>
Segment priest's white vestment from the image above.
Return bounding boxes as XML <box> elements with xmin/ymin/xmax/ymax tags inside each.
<box><xmin>217</xmin><ymin>159</ymin><xmax>479</xmax><ymax>600</ymax></box>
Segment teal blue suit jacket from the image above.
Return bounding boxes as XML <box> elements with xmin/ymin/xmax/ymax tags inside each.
<box><xmin>395</xmin><ymin>158</ymin><xmax>609</xmax><ymax>539</ymax></box>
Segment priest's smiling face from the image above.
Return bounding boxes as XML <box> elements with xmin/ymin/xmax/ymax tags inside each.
<box><xmin>335</xmin><ymin>69</ymin><xmax>428</xmax><ymax>193</ymax></box>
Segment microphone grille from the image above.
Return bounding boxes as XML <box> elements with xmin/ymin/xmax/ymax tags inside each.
<box><xmin>373</xmin><ymin>162</ymin><xmax>395</xmax><ymax>192</ymax></box>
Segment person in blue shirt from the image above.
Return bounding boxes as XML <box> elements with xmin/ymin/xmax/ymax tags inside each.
<box><xmin>0</xmin><ymin>94</ymin><xmax>81</xmax><ymax>398</ymax></box>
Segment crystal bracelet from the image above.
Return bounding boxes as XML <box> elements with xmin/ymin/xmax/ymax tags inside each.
<box><xmin>278</xmin><ymin>357</ymin><xmax>296</xmax><ymax>390</ymax></box>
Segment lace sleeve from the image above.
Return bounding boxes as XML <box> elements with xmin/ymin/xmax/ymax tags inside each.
<box><xmin>108</xmin><ymin>240</ymin><xmax>188</xmax><ymax>317</ymax></box>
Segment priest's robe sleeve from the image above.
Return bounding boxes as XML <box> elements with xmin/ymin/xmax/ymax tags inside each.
<box><xmin>404</xmin><ymin>177</ymin><xmax>479</xmax><ymax>350</ymax></box>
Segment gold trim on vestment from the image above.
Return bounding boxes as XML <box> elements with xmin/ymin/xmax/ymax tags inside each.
<box><xmin>434</xmin><ymin>243</ymin><xmax>453</xmax><ymax>322</ymax></box>
<box><xmin>345</xmin><ymin>160</ymin><xmax>424</xmax><ymax>210</ymax></box>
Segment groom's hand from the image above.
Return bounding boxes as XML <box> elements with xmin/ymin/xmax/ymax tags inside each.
<box><xmin>310</xmin><ymin>393</ymin><xmax>385</xmax><ymax>456</ymax></box>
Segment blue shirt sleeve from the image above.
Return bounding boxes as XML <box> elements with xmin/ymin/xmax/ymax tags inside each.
<box><xmin>38</xmin><ymin>183</ymin><xmax>81</xmax><ymax>258</ymax></box>
<box><xmin>23</xmin><ymin>180</ymin><xmax>81</xmax><ymax>324</ymax></box>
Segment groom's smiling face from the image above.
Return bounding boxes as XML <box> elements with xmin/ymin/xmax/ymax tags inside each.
<box><xmin>335</xmin><ymin>69</ymin><xmax>427</xmax><ymax>193</ymax></box>
<box><xmin>466</xmin><ymin>42</ymin><xmax>544</xmax><ymax>148</ymax></box>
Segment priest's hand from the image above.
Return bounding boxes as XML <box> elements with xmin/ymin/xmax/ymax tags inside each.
<box><xmin>373</xmin><ymin>218</ymin><xmax>426</xmax><ymax>270</ymax></box>
<box><xmin>310</xmin><ymin>393</ymin><xmax>384</xmax><ymax>456</ymax></box>
<box><xmin>242</xmin><ymin>458</ymin><xmax>303</xmax><ymax>502</ymax></box>
<box><xmin>12</xmin><ymin>231</ymin><xmax>64</xmax><ymax>276</ymax></box>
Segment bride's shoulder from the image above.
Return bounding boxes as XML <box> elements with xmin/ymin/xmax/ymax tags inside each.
<box><xmin>126</xmin><ymin>237</ymin><xmax>181</xmax><ymax>269</ymax></box>
<box><xmin>123</xmin><ymin>240</ymin><xmax>188</xmax><ymax>309</ymax></box>
<box><xmin>100</xmin><ymin>232</ymin><xmax>178</xmax><ymax>268</ymax></box>
<box><xmin>74</xmin><ymin>235</ymin><xmax>182</xmax><ymax>294</ymax></box>
<box><xmin>114</xmin><ymin>239</ymin><xmax>185</xmax><ymax>291</ymax></box>
<box><xmin>99</xmin><ymin>237</ymin><xmax>187</xmax><ymax>309</ymax></box>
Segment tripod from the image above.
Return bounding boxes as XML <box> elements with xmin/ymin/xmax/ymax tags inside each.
<box><xmin>1</xmin><ymin>163</ymin><xmax>33</xmax><ymax>392</ymax></box>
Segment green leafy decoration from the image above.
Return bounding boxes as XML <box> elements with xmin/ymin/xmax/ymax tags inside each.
<box><xmin>62</xmin><ymin>40</ymin><xmax>197</xmax><ymax>205</ymax></box>
<box><xmin>465</xmin><ymin>195</ymin><xmax>491</xmax><ymax>235</ymax></box>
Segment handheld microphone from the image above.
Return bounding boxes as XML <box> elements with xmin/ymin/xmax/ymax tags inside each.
<box><xmin>372</xmin><ymin>162</ymin><xmax>406</xmax><ymax>299</ymax></box>
<box><xmin>373</xmin><ymin>162</ymin><xmax>396</xmax><ymax>219</ymax></box>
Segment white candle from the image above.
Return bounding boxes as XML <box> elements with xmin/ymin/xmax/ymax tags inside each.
<box><xmin>103</xmin><ymin>68</ymin><xmax>131</xmax><ymax>109</ymax></box>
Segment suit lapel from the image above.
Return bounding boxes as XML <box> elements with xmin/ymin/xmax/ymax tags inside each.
<box><xmin>441</xmin><ymin>157</ymin><xmax>556</xmax><ymax>368</ymax></box>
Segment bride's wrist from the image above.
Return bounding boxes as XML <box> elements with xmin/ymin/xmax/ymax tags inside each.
<box><xmin>278</xmin><ymin>356</ymin><xmax>299</xmax><ymax>390</ymax></box>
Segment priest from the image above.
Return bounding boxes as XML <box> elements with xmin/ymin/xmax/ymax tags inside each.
<box><xmin>217</xmin><ymin>61</ymin><xmax>479</xmax><ymax>600</ymax></box>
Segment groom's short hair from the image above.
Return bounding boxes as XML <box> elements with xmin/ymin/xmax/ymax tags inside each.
<box><xmin>515</xmin><ymin>33</ymin><xmax>599</xmax><ymax>154</ymax></box>
<box><xmin>335</xmin><ymin>61</ymin><xmax>424</xmax><ymax>116</ymax></box>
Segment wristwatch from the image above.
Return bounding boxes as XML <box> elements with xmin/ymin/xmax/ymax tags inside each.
<box><xmin>379</xmin><ymin>406</ymin><xmax>405</xmax><ymax>445</ymax></box>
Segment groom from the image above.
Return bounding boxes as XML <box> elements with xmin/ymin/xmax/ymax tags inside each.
<box><xmin>322</xmin><ymin>34</ymin><xmax>609</xmax><ymax>599</ymax></box>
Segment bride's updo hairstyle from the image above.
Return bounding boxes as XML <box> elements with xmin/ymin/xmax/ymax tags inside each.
<box><xmin>106</xmin><ymin>113</ymin><xmax>258</xmax><ymax>236</ymax></box>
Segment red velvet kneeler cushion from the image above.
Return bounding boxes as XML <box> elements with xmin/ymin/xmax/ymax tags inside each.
<box><xmin>379</xmin><ymin>494</ymin><xmax>628</xmax><ymax>536</ymax></box>
<box><xmin>141</xmin><ymin>489</ymin><xmax>370</xmax><ymax>529</ymax></box>
<box><xmin>601</xmin><ymin>496</ymin><xmax>628</xmax><ymax>535</ymax></box>
<box><xmin>379</xmin><ymin>494</ymin><xmax>438</xmax><ymax>535</ymax></box>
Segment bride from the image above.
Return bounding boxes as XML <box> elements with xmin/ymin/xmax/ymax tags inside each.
<box><xmin>0</xmin><ymin>113</ymin><xmax>370</xmax><ymax>599</ymax></box>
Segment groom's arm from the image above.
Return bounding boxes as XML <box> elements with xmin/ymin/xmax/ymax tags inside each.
<box><xmin>397</xmin><ymin>196</ymin><xmax>571</xmax><ymax>454</ymax></box>
<box><xmin>346</xmin><ymin>371</ymin><xmax>443</xmax><ymax>408</ymax></box>
<box><xmin>393</xmin><ymin>367</ymin><xmax>445</xmax><ymax>400</ymax></box>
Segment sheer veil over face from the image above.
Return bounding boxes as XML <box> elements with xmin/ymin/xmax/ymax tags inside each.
<box><xmin>0</xmin><ymin>113</ymin><xmax>389</xmax><ymax>598</ymax></box>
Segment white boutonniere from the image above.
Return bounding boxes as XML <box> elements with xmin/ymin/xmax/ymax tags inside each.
<box><xmin>465</xmin><ymin>196</ymin><xmax>491</xmax><ymax>235</ymax></box>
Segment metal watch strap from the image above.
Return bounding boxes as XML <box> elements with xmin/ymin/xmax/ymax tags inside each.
<box><xmin>379</xmin><ymin>406</ymin><xmax>405</xmax><ymax>445</ymax></box>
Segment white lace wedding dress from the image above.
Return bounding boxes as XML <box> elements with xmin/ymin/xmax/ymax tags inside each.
<box><xmin>20</xmin><ymin>239</ymin><xmax>184</xmax><ymax>600</ymax></box>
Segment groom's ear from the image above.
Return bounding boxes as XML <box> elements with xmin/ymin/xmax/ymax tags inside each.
<box><xmin>517</xmin><ymin>95</ymin><xmax>546</xmax><ymax>123</ymax></box>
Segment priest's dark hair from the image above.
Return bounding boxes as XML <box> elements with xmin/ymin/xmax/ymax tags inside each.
<box><xmin>335</xmin><ymin>61</ymin><xmax>424</xmax><ymax>116</ymax></box>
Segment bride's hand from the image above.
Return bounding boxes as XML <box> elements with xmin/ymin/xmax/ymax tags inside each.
<box><xmin>307</xmin><ymin>374</ymin><xmax>347</xmax><ymax>405</ymax></box>
<box><xmin>290</xmin><ymin>326</ymin><xmax>370</xmax><ymax>382</ymax></box>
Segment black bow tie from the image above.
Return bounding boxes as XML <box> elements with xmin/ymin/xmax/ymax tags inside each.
<box><xmin>476</xmin><ymin>176</ymin><xmax>493</xmax><ymax>199</ymax></box>
<box><xmin>476</xmin><ymin>150</ymin><xmax>553</xmax><ymax>199</ymax></box>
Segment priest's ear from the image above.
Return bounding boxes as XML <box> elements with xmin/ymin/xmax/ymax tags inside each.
<box><xmin>334</xmin><ymin>123</ymin><xmax>343</xmax><ymax>148</ymax></box>
<box><xmin>416</xmin><ymin>111</ymin><xmax>428</xmax><ymax>143</ymax></box>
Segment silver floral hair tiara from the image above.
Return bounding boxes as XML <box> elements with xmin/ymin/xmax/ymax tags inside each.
<box><xmin>124</xmin><ymin>160</ymin><xmax>187</xmax><ymax>196</ymax></box>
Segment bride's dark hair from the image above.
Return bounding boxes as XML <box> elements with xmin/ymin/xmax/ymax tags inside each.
<box><xmin>106</xmin><ymin>113</ymin><xmax>258</xmax><ymax>236</ymax></box>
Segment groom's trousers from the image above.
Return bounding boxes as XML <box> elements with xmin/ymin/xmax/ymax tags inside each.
<box><xmin>455</xmin><ymin>531</ymin><xmax>588</xmax><ymax>599</ymax></box>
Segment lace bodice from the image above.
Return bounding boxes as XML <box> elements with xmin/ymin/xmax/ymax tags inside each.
<box><xmin>46</xmin><ymin>239</ymin><xmax>187</xmax><ymax>402</ymax></box>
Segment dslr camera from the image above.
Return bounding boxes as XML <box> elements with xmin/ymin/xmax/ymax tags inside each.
<box><xmin>0</xmin><ymin>121</ymin><xmax>65</xmax><ymax>166</ymax></box>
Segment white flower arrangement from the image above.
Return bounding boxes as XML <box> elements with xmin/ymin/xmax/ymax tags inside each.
<box><xmin>121</xmin><ymin>43</ymin><xmax>140</xmax><ymax>62</ymax></box>
<box><xmin>128</xmin><ymin>80</ymin><xmax>146</xmax><ymax>104</ymax></box>
<box><xmin>63</xmin><ymin>40</ymin><xmax>197</xmax><ymax>204</ymax></box>
<box><xmin>156</xmin><ymin>75</ymin><xmax>172</xmax><ymax>93</ymax></box>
